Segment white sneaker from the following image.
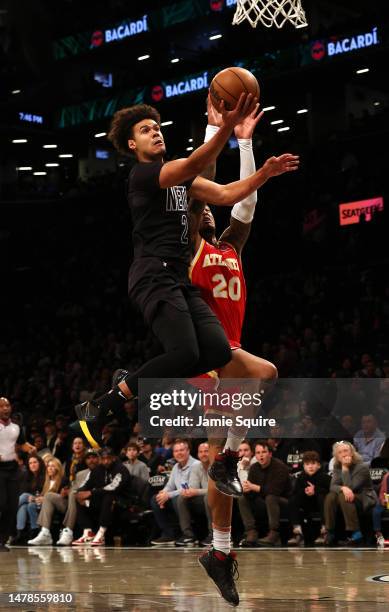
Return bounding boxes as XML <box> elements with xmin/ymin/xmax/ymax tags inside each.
<box><xmin>56</xmin><ymin>528</ymin><xmax>73</xmax><ymax>546</ymax></box>
<box><xmin>27</xmin><ymin>530</ymin><xmax>53</xmax><ymax>546</ymax></box>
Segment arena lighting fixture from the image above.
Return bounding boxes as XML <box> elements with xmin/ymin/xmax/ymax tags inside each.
<box><xmin>45</xmin><ymin>163</ymin><xmax>59</xmax><ymax>167</ymax></box>
<box><xmin>161</xmin><ymin>120</ymin><xmax>173</xmax><ymax>126</ymax></box>
<box><xmin>271</xmin><ymin>119</ymin><xmax>284</xmax><ymax>125</ymax></box>
<box><xmin>12</xmin><ymin>89</ymin><xmax>21</xmax><ymax>94</ymax></box>
<box><xmin>374</xmin><ymin>101</ymin><xmax>380</xmax><ymax>106</ymax></box>
<box><xmin>138</xmin><ymin>54</ymin><xmax>150</xmax><ymax>61</ymax></box>
<box><xmin>33</xmin><ymin>171</ymin><xmax>47</xmax><ymax>176</ymax></box>
<box><xmin>278</xmin><ymin>126</ymin><xmax>290</xmax><ymax>132</ymax></box>
<box><xmin>186</xmin><ymin>146</ymin><xmax>194</xmax><ymax>151</ymax></box>
<box><xmin>59</xmin><ymin>154</ymin><xmax>73</xmax><ymax>158</ymax></box>
<box><xmin>17</xmin><ymin>167</ymin><xmax>32</xmax><ymax>171</ymax></box>
<box><xmin>209</xmin><ymin>34</ymin><xmax>222</xmax><ymax>40</ymax></box>
<box><xmin>356</xmin><ymin>68</ymin><xmax>369</xmax><ymax>74</ymax></box>
<box><xmin>94</xmin><ymin>132</ymin><xmax>106</xmax><ymax>138</ymax></box>
<box><xmin>43</xmin><ymin>144</ymin><xmax>57</xmax><ymax>148</ymax></box>
<box><xmin>188</xmin><ymin>138</ymin><xmax>193</xmax><ymax>142</ymax></box>
<box><xmin>297</xmin><ymin>108</ymin><xmax>308</xmax><ymax>114</ymax></box>
<box><xmin>171</xmin><ymin>58</ymin><xmax>180</xmax><ymax>63</ymax></box>
<box><xmin>12</xmin><ymin>139</ymin><xmax>27</xmax><ymax>143</ymax></box>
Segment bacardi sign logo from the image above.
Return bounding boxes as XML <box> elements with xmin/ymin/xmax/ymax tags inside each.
<box><xmin>91</xmin><ymin>15</ymin><xmax>148</xmax><ymax>47</ymax></box>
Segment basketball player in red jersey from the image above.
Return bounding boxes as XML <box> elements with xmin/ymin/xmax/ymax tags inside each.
<box><xmin>193</xmin><ymin>103</ymin><xmax>287</xmax><ymax>605</ymax></box>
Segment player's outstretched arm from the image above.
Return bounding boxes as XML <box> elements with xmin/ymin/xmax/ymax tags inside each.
<box><xmin>219</xmin><ymin>105</ymin><xmax>264</xmax><ymax>254</ymax></box>
<box><xmin>188</xmin><ymin>153</ymin><xmax>299</xmax><ymax>206</ymax></box>
<box><xmin>159</xmin><ymin>93</ymin><xmax>257</xmax><ymax>189</ymax></box>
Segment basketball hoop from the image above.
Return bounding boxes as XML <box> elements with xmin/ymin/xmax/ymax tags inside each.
<box><xmin>232</xmin><ymin>0</ymin><xmax>308</xmax><ymax>29</ymax></box>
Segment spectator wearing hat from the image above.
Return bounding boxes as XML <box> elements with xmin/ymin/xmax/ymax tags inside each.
<box><xmin>73</xmin><ymin>447</ymin><xmax>131</xmax><ymax>546</ymax></box>
<box><xmin>123</xmin><ymin>443</ymin><xmax>150</xmax><ymax>481</ymax></box>
<box><xmin>28</xmin><ymin>449</ymin><xmax>100</xmax><ymax>546</ymax></box>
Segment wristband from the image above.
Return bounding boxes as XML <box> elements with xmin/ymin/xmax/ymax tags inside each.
<box><xmin>204</xmin><ymin>124</ymin><xmax>220</xmax><ymax>143</ymax></box>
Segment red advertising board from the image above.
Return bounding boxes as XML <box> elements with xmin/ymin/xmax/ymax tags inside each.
<box><xmin>339</xmin><ymin>197</ymin><xmax>384</xmax><ymax>226</ymax></box>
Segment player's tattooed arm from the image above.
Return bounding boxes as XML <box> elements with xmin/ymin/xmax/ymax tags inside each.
<box><xmin>218</xmin><ymin>216</ymin><xmax>251</xmax><ymax>255</ymax></box>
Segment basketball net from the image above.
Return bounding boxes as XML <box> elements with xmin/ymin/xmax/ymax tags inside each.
<box><xmin>232</xmin><ymin>0</ymin><xmax>308</xmax><ymax>29</ymax></box>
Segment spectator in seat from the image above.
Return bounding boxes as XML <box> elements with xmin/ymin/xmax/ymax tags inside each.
<box><xmin>155</xmin><ymin>433</ymin><xmax>173</xmax><ymax>463</ymax></box>
<box><xmin>28</xmin><ymin>449</ymin><xmax>100</xmax><ymax>546</ymax></box>
<box><xmin>324</xmin><ymin>441</ymin><xmax>377</xmax><ymax>546</ymax></box>
<box><xmin>287</xmin><ymin>451</ymin><xmax>331</xmax><ymax>546</ymax></box>
<box><xmin>73</xmin><ymin>447</ymin><xmax>130</xmax><ymax>547</ymax></box>
<box><xmin>237</xmin><ymin>440</ymin><xmax>255</xmax><ymax>483</ymax></box>
<box><xmin>150</xmin><ymin>439</ymin><xmax>199</xmax><ymax>546</ymax></box>
<box><xmin>353</xmin><ymin>414</ymin><xmax>385</xmax><ymax>465</ymax></box>
<box><xmin>43</xmin><ymin>419</ymin><xmax>56</xmax><ymax>452</ymax></box>
<box><xmin>139</xmin><ymin>439</ymin><xmax>165</xmax><ymax>476</ymax></box>
<box><xmin>10</xmin><ymin>454</ymin><xmax>46</xmax><ymax>544</ymax></box>
<box><xmin>124</xmin><ymin>443</ymin><xmax>150</xmax><ymax>481</ymax></box>
<box><xmin>63</xmin><ymin>437</ymin><xmax>87</xmax><ymax>483</ymax></box>
<box><xmin>372</xmin><ymin>471</ymin><xmax>389</xmax><ymax>548</ymax></box>
<box><xmin>52</xmin><ymin>427</ymin><xmax>72</xmax><ymax>463</ymax></box>
<box><xmin>32</xmin><ymin>434</ymin><xmax>50</xmax><ymax>458</ymax></box>
<box><xmin>238</xmin><ymin>440</ymin><xmax>292</xmax><ymax>547</ymax></box>
<box><xmin>175</xmin><ymin>442</ymin><xmax>211</xmax><ymax>547</ymax></box>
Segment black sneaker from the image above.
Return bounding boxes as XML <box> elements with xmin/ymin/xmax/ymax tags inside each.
<box><xmin>175</xmin><ymin>535</ymin><xmax>197</xmax><ymax>547</ymax></box>
<box><xmin>208</xmin><ymin>451</ymin><xmax>243</xmax><ymax>497</ymax></box>
<box><xmin>112</xmin><ymin>368</ymin><xmax>129</xmax><ymax>386</ymax></box>
<box><xmin>199</xmin><ymin>548</ymin><xmax>239</xmax><ymax>607</ymax></box>
<box><xmin>200</xmin><ymin>533</ymin><xmax>213</xmax><ymax>547</ymax></box>
<box><xmin>150</xmin><ymin>535</ymin><xmax>175</xmax><ymax>546</ymax></box>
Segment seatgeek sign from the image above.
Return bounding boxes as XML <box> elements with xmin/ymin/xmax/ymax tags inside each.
<box><xmin>151</xmin><ymin>71</ymin><xmax>209</xmax><ymax>102</ymax></box>
<box><xmin>311</xmin><ymin>26</ymin><xmax>379</xmax><ymax>61</ymax></box>
<box><xmin>91</xmin><ymin>15</ymin><xmax>148</xmax><ymax>47</ymax></box>
<box><xmin>339</xmin><ymin>197</ymin><xmax>384</xmax><ymax>226</ymax></box>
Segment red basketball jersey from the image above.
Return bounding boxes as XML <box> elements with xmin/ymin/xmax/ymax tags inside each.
<box><xmin>190</xmin><ymin>239</ymin><xmax>246</xmax><ymax>348</ymax></box>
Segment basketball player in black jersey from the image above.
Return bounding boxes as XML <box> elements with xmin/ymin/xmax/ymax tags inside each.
<box><xmin>75</xmin><ymin>96</ymin><xmax>298</xmax><ymax>452</ymax></box>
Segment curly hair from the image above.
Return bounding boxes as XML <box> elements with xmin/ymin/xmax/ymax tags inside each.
<box><xmin>107</xmin><ymin>104</ymin><xmax>161</xmax><ymax>156</ymax></box>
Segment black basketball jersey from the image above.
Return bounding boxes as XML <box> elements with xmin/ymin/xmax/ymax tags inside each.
<box><xmin>128</xmin><ymin>160</ymin><xmax>193</xmax><ymax>264</ymax></box>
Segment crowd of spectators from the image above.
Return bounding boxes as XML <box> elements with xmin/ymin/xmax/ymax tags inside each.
<box><xmin>3</xmin><ymin>431</ymin><xmax>389</xmax><ymax>549</ymax></box>
<box><xmin>1</xmin><ymin>97</ymin><xmax>388</xmax><ymax>549</ymax></box>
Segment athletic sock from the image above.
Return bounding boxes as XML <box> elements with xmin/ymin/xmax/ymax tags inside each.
<box><xmin>41</xmin><ymin>527</ymin><xmax>50</xmax><ymax>536</ymax></box>
<box><xmin>223</xmin><ymin>430</ymin><xmax>245</xmax><ymax>454</ymax></box>
<box><xmin>213</xmin><ymin>527</ymin><xmax>231</xmax><ymax>556</ymax></box>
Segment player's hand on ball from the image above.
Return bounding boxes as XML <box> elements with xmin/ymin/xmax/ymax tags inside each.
<box><xmin>263</xmin><ymin>153</ymin><xmax>300</xmax><ymax>178</ymax></box>
<box><xmin>234</xmin><ymin>104</ymin><xmax>263</xmax><ymax>139</ymax></box>
<box><xmin>207</xmin><ymin>94</ymin><xmax>223</xmax><ymax>127</ymax></box>
<box><xmin>220</xmin><ymin>93</ymin><xmax>258</xmax><ymax>130</ymax></box>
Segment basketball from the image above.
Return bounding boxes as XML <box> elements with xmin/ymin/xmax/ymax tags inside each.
<box><xmin>209</xmin><ymin>67</ymin><xmax>260</xmax><ymax>112</ymax></box>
